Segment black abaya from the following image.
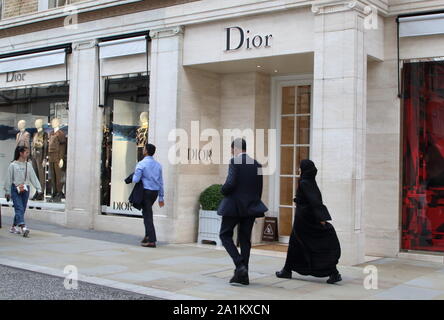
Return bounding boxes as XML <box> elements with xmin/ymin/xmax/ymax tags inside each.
<box><xmin>283</xmin><ymin>160</ymin><xmax>341</xmax><ymax>278</ymax></box>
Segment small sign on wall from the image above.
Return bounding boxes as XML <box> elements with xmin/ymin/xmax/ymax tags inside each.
<box><xmin>262</xmin><ymin>217</ymin><xmax>278</xmax><ymax>242</ymax></box>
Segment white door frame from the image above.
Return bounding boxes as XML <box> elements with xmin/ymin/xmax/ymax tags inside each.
<box><xmin>269</xmin><ymin>74</ymin><xmax>313</xmax><ymax>243</ymax></box>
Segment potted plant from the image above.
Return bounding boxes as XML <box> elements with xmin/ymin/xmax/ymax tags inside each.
<box><xmin>197</xmin><ymin>184</ymin><xmax>224</xmax><ymax>246</ymax></box>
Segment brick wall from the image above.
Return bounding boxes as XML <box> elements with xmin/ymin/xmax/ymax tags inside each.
<box><xmin>3</xmin><ymin>0</ymin><xmax>39</xmax><ymax>19</ymax></box>
<box><xmin>1</xmin><ymin>0</ymin><xmax>198</xmax><ymax>20</ymax></box>
<box><xmin>1</xmin><ymin>0</ymin><xmax>94</xmax><ymax>19</ymax></box>
<box><xmin>1</xmin><ymin>0</ymin><xmax>199</xmax><ymax>36</ymax></box>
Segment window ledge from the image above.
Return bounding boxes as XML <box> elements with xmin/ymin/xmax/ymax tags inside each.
<box><xmin>0</xmin><ymin>0</ymin><xmax>143</xmax><ymax>29</ymax></box>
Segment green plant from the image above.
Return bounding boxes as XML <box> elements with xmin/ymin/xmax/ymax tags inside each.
<box><xmin>199</xmin><ymin>184</ymin><xmax>224</xmax><ymax>211</ymax></box>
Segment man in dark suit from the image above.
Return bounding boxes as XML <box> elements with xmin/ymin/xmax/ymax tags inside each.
<box><xmin>218</xmin><ymin>138</ymin><xmax>268</xmax><ymax>286</ymax></box>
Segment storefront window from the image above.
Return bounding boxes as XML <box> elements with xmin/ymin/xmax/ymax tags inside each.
<box><xmin>402</xmin><ymin>61</ymin><xmax>444</xmax><ymax>253</ymax></box>
<box><xmin>0</xmin><ymin>83</ymin><xmax>69</xmax><ymax>210</ymax></box>
<box><xmin>101</xmin><ymin>74</ymin><xmax>149</xmax><ymax>217</ymax></box>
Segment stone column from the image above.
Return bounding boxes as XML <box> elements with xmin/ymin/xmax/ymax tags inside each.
<box><xmin>65</xmin><ymin>40</ymin><xmax>101</xmax><ymax>229</ymax></box>
<box><xmin>149</xmin><ymin>26</ymin><xmax>184</xmax><ymax>243</ymax></box>
<box><xmin>311</xmin><ymin>1</ymin><xmax>368</xmax><ymax>265</ymax></box>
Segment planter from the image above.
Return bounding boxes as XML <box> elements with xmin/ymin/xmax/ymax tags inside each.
<box><xmin>198</xmin><ymin>209</ymin><xmax>222</xmax><ymax>246</ymax></box>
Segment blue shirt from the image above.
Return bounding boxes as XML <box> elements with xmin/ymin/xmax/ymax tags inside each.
<box><xmin>132</xmin><ymin>156</ymin><xmax>164</xmax><ymax>202</ymax></box>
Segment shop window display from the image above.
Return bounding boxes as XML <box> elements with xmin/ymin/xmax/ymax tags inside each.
<box><xmin>0</xmin><ymin>84</ymin><xmax>69</xmax><ymax>208</ymax></box>
<box><xmin>101</xmin><ymin>74</ymin><xmax>149</xmax><ymax>216</ymax></box>
<box><xmin>402</xmin><ymin>61</ymin><xmax>444</xmax><ymax>253</ymax></box>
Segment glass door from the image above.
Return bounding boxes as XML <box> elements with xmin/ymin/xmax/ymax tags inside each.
<box><xmin>278</xmin><ymin>84</ymin><xmax>311</xmax><ymax>242</ymax></box>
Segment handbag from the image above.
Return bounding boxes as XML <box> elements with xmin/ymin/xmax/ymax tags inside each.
<box><xmin>14</xmin><ymin>162</ymin><xmax>28</xmax><ymax>194</ymax></box>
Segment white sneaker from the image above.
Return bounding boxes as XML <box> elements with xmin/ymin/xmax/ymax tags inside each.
<box><xmin>9</xmin><ymin>226</ymin><xmax>21</xmax><ymax>234</ymax></box>
<box><xmin>21</xmin><ymin>226</ymin><xmax>30</xmax><ymax>238</ymax></box>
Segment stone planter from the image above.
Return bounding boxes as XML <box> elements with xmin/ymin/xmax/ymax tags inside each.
<box><xmin>197</xmin><ymin>209</ymin><xmax>222</xmax><ymax>246</ymax></box>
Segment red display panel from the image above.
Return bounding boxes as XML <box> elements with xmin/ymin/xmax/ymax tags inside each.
<box><xmin>402</xmin><ymin>61</ymin><xmax>444</xmax><ymax>253</ymax></box>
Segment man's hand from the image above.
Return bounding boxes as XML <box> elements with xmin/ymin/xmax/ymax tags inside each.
<box><xmin>159</xmin><ymin>201</ymin><xmax>164</xmax><ymax>208</ymax></box>
<box><xmin>320</xmin><ymin>221</ymin><xmax>326</xmax><ymax>226</ymax></box>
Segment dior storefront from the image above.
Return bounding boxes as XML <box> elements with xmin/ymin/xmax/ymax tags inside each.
<box><xmin>0</xmin><ymin>47</ymin><xmax>71</xmax><ymax>211</ymax></box>
<box><xmin>2</xmin><ymin>1</ymin><xmax>444</xmax><ymax>266</ymax></box>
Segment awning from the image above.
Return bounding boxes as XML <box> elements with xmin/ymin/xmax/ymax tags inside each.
<box><xmin>399</xmin><ymin>13</ymin><xmax>444</xmax><ymax>37</ymax></box>
<box><xmin>0</xmin><ymin>48</ymin><xmax>67</xmax><ymax>73</ymax></box>
<box><xmin>99</xmin><ymin>36</ymin><xmax>147</xmax><ymax>59</ymax></box>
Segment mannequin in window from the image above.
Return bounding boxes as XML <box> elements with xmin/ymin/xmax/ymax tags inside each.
<box><xmin>16</xmin><ymin>120</ymin><xmax>31</xmax><ymax>149</ymax></box>
<box><xmin>101</xmin><ymin>124</ymin><xmax>112</xmax><ymax>206</ymax></box>
<box><xmin>31</xmin><ymin>119</ymin><xmax>48</xmax><ymax>201</ymax></box>
<box><xmin>48</xmin><ymin>118</ymin><xmax>66</xmax><ymax>203</ymax></box>
<box><xmin>136</xmin><ymin>112</ymin><xmax>149</xmax><ymax>161</ymax></box>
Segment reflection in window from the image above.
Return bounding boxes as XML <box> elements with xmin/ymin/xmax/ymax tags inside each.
<box><xmin>48</xmin><ymin>0</ymin><xmax>67</xmax><ymax>9</ymax></box>
<box><xmin>402</xmin><ymin>61</ymin><xmax>444</xmax><ymax>253</ymax></box>
<box><xmin>101</xmin><ymin>74</ymin><xmax>149</xmax><ymax>217</ymax></box>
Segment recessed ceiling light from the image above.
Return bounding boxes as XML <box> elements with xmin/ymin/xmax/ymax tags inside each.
<box><xmin>257</xmin><ymin>65</ymin><xmax>261</xmax><ymax>68</ymax></box>
<box><xmin>274</xmin><ymin>70</ymin><xmax>278</xmax><ymax>73</ymax></box>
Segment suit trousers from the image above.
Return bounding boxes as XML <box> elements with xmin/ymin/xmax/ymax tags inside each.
<box><xmin>32</xmin><ymin>149</ymin><xmax>45</xmax><ymax>191</ymax></box>
<box><xmin>142</xmin><ymin>189</ymin><xmax>158</xmax><ymax>242</ymax></box>
<box><xmin>220</xmin><ymin>216</ymin><xmax>256</xmax><ymax>269</ymax></box>
<box><xmin>48</xmin><ymin>161</ymin><xmax>63</xmax><ymax>194</ymax></box>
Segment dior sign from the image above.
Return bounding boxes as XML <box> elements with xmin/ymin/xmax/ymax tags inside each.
<box><xmin>6</xmin><ymin>72</ymin><xmax>26</xmax><ymax>83</ymax></box>
<box><xmin>225</xmin><ymin>27</ymin><xmax>272</xmax><ymax>51</ymax></box>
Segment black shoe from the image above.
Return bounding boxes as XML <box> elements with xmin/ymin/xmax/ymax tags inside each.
<box><xmin>235</xmin><ymin>265</ymin><xmax>248</xmax><ymax>277</ymax></box>
<box><xmin>276</xmin><ymin>269</ymin><xmax>292</xmax><ymax>279</ymax></box>
<box><xmin>140</xmin><ymin>237</ymin><xmax>149</xmax><ymax>244</ymax></box>
<box><xmin>141</xmin><ymin>242</ymin><xmax>156</xmax><ymax>248</ymax></box>
<box><xmin>230</xmin><ymin>273</ymin><xmax>249</xmax><ymax>285</ymax></box>
<box><xmin>229</xmin><ymin>265</ymin><xmax>249</xmax><ymax>285</ymax></box>
<box><xmin>327</xmin><ymin>272</ymin><xmax>342</xmax><ymax>284</ymax></box>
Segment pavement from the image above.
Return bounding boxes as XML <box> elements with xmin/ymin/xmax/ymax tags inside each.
<box><xmin>1</xmin><ymin>215</ymin><xmax>444</xmax><ymax>300</ymax></box>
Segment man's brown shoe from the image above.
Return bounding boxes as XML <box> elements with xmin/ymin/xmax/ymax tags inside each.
<box><xmin>141</xmin><ymin>242</ymin><xmax>156</xmax><ymax>248</ymax></box>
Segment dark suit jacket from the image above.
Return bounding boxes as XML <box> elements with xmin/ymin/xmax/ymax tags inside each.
<box><xmin>217</xmin><ymin>154</ymin><xmax>268</xmax><ymax>218</ymax></box>
<box><xmin>125</xmin><ymin>173</ymin><xmax>144</xmax><ymax>211</ymax></box>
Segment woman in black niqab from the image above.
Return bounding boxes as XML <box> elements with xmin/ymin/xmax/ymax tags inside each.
<box><xmin>276</xmin><ymin>159</ymin><xmax>342</xmax><ymax>284</ymax></box>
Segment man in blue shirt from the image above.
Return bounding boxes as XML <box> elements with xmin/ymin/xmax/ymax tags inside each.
<box><xmin>132</xmin><ymin>143</ymin><xmax>164</xmax><ymax>248</ymax></box>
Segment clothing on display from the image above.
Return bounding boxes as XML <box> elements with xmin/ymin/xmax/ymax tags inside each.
<box><xmin>16</xmin><ymin>131</ymin><xmax>31</xmax><ymax>149</ymax></box>
<box><xmin>136</xmin><ymin>126</ymin><xmax>148</xmax><ymax>161</ymax></box>
<box><xmin>31</xmin><ymin>130</ymin><xmax>48</xmax><ymax>199</ymax></box>
<box><xmin>48</xmin><ymin>129</ymin><xmax>67</xmax><ymax>202</ymax></box>
<box><xmin>101</xmin><ymin>125</ymin><xmax>112</xmax><ymax>206</ymax></box>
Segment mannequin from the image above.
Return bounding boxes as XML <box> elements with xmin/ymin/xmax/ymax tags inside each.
<box><xmin>136</xmin><ymin>112</ymin><xmax>149</xmax><ymax>161</ymax></box>
<box><xmin>101</xmin><ymin>124</ymin><xmax>112</xmax><ymax>205</ymax></box>
<box><xmin>31</xmin><ymin>119</ymin><xmax>48</xmax><ymax>201</ymax></box>
<box><xmin>48</xmin><ymin>118</ymin><xmax>66</xmax><ymax>202</ymax></box>
<box><xmin>16</xmin><ymin>120</ymin><xmax>31</xmax><ymax>149</ymax></box>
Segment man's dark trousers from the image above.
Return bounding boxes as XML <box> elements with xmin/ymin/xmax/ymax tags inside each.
<box><xmin>220</xmin><ymin>216</ymin><xmax>256</xmax><ymax>269</ymax></box>
<box><xmin>142</xmin><ymin>189</ymin><xmax>158</xmax><ymax>242</ymax></box>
